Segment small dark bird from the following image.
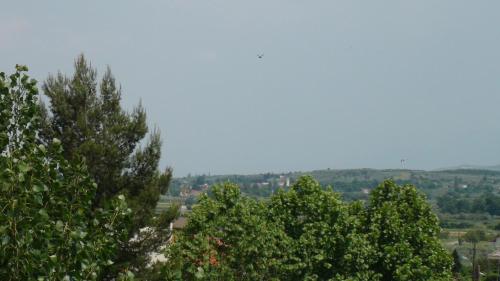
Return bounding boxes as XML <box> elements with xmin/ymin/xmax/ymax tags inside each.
<box><xmin>257</xmin><ymin>54</ymin><xmax>264</xmax><ymax>59</ymax></box>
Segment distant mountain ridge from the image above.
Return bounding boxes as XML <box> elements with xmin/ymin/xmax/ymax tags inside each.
<box><xmin>435</xmin><ymin>164</ymin><xmax>500</xmax><ymax>172</ymax></box>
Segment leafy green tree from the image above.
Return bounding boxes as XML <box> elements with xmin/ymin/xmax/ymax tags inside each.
<box><xmin>40</xmin><ymin>55</ymin><xmax>174</xmax><ymax>277</ymax></box>
<box><xmin>0</xmin><ymin>66</ymin><xmax>130</xmax><ymax>280</ymax></box>
<box><xmin>365</xmin><ymin>180</ymin><xmax>452</xmax><ymax>281</ymax></box>
<box><xmin>268</xmin><ymin>176</ymin><xmax>379</xmax><ymax>281</ymax></box>
<box><xmin>463</xmin><ymin>229</ymin><xmax>486</xmax><ymax>244</ymax></box>
<box><xmin>162</xmin><ymin>177</ymin><xmax>452</xmax><ymax>280</ymax></box>
<box><xmin>164</xmin><ymin>183</ymin><xmax>290</xmax><ymax>280</ymax></box>
<box><xmin>464</xmin><ymin>229</ymin><xmax>486</xmax><ymax>280</ymax></box>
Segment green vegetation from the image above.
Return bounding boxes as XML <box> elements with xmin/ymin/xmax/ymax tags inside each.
<box><xmin>0</xmin><ymin>66</ymin><xmax>130</xmax><ymax>280</ymax></box>
<box><xmin>452</xmin><ymin>249</ymin><xmax>462</xmax><ymax>277</ymax></box>
<box><xmin>39</xmin><ymin>55</ymin><xmax>176</xmax><ymax>278</ymax></box>
<box><xmin>437</xmin><ymin>193</ymin><xmax>500</xmax><ymax>215</ymax></box>
<box><xmin>365</xmin><ymin>180</ymin><xmax>451</xmax><ymax>280</ymax></box>
<box><xmin>165</xmin><ymin>168</ymin><xmax>500</xmax><ymax>279</ymax></box>
<box><xmin>3</xmin><ymin>63</ymin><xmax>499</xmax><ymax>280</ymax></box>
<box><xmin>162</xmin><ymin>177</ymin><xmax>452</xmax><ymax>280</ymax></box>
<box><xmin>168</xmin><ymin>168</ymin><xmax>500</xmax><ymax>202</ymax></box>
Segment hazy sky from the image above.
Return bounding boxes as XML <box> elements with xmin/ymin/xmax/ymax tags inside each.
<box><xmin>2</xmin><ymin>1</ymin><xmax>500</xmax><ymax>176</ymax></box>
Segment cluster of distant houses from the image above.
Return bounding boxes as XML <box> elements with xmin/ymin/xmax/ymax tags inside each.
<box><xmin>179</xmin><ymin>175</ymin><xmax>292</xmax><ymax>198</ymax></box>
<box><xmin>254</xmin><ymin>175</ymin><xmax>291</xmax><ymax>188</ymax></box>
<box><xmin>179</xmin><ymin>183</ymin><xmax>209</xmax><ymax>198</ymax></box>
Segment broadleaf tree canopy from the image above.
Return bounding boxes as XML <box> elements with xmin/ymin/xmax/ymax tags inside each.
<box><xmin>0</xmin><ymin>66</ymin><xmax>130</xmax><ymax>280</ymax></box>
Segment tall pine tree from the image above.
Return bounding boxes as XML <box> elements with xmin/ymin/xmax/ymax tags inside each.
<box><xmin>40</xmin><ymin>55</ymin><xmax>175</xmax><ymax>277</ymax></box>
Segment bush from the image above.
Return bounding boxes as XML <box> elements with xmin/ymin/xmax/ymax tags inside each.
<box><xmin>484</xmin><ymin>273</ymin><xmax>500</xmax><ymax>281</ymax></box>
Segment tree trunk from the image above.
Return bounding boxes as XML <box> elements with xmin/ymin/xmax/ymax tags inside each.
<box><xmin>472</xmin><ymin>243</ymin><xmax>478</xmax><ymax>281</ymax></box>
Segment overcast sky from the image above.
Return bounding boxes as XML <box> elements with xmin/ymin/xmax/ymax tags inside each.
<box><xmin>2</xmin><ymin>1</ymin><xmax>500</xmax><ymax>176</ymax></box>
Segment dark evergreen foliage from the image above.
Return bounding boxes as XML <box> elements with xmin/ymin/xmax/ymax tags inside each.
<box><xmin>40</xmin><ymin>55</ymin><xmax>175</xmax><ymax>277</ymax></box>
<box><xmin>452</xmin><ymin>249</ymin><xmax>462</xmax><ymax>274</ymax></box>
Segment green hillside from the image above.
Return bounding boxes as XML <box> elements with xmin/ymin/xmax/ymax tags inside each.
<box><xmin>167</xmin><ymin>168</ymin><xmax>500</xmax><ymax>202</ymax></box>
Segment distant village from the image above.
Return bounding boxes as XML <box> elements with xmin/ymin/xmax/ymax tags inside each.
<box><xmin>177</xmin><ymin>175</ymin><xmax>291</xmax><ymax>199</ymax></box>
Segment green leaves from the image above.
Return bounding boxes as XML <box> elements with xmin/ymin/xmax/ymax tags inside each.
<box><xmin>40</xmin><ymin>55</ymin><xmax>172</xmax><ymax>277</ymax></box>
<box><xmin>38</xmin><ymin>209</ymin><xmax>49</xmax><ymax>219</ymax></box>
<box><xmin>15</xmin><ymin>64</ymin><xmax>29</xmax><ymax>72</ymax></box>
<box><xmin>55</xmin><ymin>220</ymin><xmax>64</xmax><ymax>232</ymax></box>
<box><xmin>194</xmin><ymin>267</ymin><xmax>205</xmax><ymax>279</ymax></box>
<box><xmin>0</xmin><ymin>66</ymin><xmax>131</xmax><ymax>280</ymax></box>
<box><xmin>268</xmin><ymin>176</ymin><xmax>377</xmax><ymax>280</ymax></box>
<box><xmin>164</xmin><ymin>182</ymin><xmax>291</xmax><ymax>280</ymax></box>
<box><xmin>366</xmin><ymin>180</ymin><xmax>452</xmax><ymax>281</ymax></box>
<box><xmin>164</xmin><ymin>177</ymin><xmax>452</xmax><ymax>281</ymax></box>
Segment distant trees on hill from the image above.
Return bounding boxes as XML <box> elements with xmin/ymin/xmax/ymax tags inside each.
<box><xmin>437</xmin><ymin>193</ymin><xmax>500</xmax><ymax>215</ymax></box>
<box><xmin>169</xmin><ymin>171</ymin><xmax>449</xmax><ymax>201</ymax></box>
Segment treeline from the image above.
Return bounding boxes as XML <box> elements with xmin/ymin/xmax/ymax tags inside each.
<box><xmin>439</xmin><ymin>169</ymin><xmax>500</xmax><ymax>176</ymax></box>
<box><xmin>173</xmin><ymin>176</ymin><xmax>443</xmax><ymax>200</ymax></box>
<box><xmin>437</xmin><ymin>193</ymin><xmax>500</xmax><ymax>215</ymax></box>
